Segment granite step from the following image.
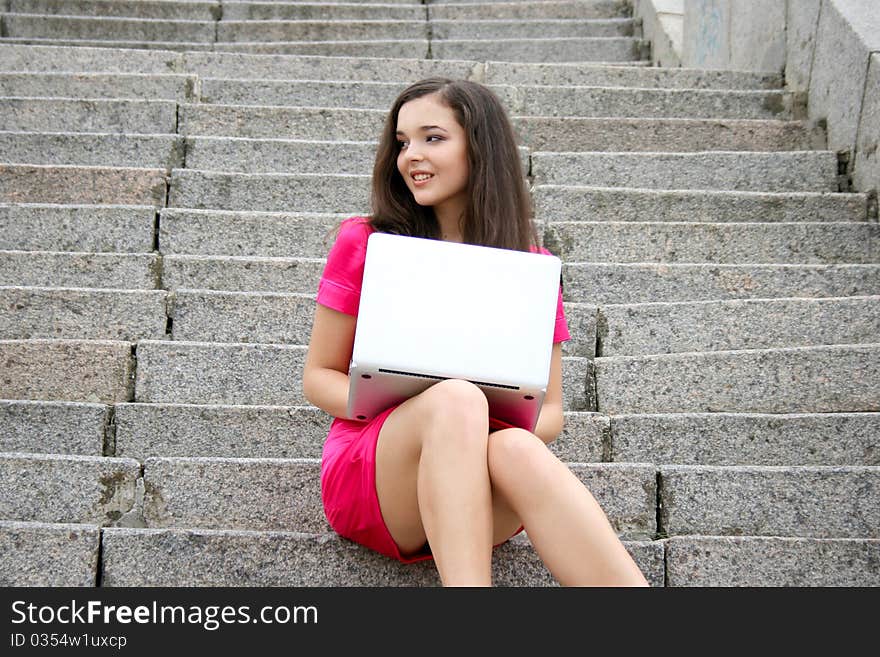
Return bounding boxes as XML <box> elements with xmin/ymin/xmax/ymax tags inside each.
<box><xmin>0</xmin><ymin>131</ymin><xmax>185</xmax><ymax>169</ymax></box>
<box><xmin>0</xmin><ymin>164</ymin><xmax>168</xmax><ymax>205</ymax></box>
<box><xmin>0</xmin><ymin>250</ymin><xmax>160</xmax><ymax>288</ymax></box>
<box><xmin>429</xmin><ymin>18</ymin><xmax>636</xmax><ymax>39</ymax></box>
<box><xmin>430</xmin><ymin>37</ymin><xmax>644</xmax><ymax>63</ymax></box>
<box><xmin>0</xmin><ymin>72</ymin><xmax>198</xmax><ymax>101</ymax></box>
<box><xmin>0</xmin><ymin>98</ymin><xmax>178</xmax><ymax>134</ymax></box>
<box><xmin>166</xmin><ymin>169</ymin><xmax>370</xmax><ymax>212</ymax></box>
<box><xmin>531</xmin><ymin>152</ymin><xmax>839</xmax><ymax>192</ymax></box>
<box><xmin>0</xmin><ymin>451</ymin><xmax>140</xmax><ymax>524</ymax></box>
<box><xmin>427</xmin><ymin>0</ymin><xmax>632</xmax><ymax>20</ymax></box>
<box><xmin>0</xmin><ymin>203</ymin><xmax>156</xmax><ymax>252</ymax></box>
<box><xmin>543</xmin><ymin>221</ymin><xmax>880</xmax><ymax>264</ymax></box>
<box><xmin>0</xmin><ymin>43</ymin><xmax>186</xmax><ymax>72</ymax></box>
<box><xmin>598</xmin><ymin>296</ymin><xmax>880</xmax><ymax>356</ymax></box>
<box><xmin>0</xmin><ymin>36</ymin><xmax>216</xmax><ymax>51</ymax></box>
<box><xmin>207</xmin><ymin>39</ymin><xmax>431</xmax><ymax>59</ymax></box>
<box><xmin>0</xmin><ymin>520</ymin><xmax>100</xmax><ymax>586</ymax></box>
<box><xmin>0</xmin><ymin>399</ymin><xmax>108</xmax><ymax>456</ymax></box>
<box><xmin>112</xmin><ymin>403</ymin><xmax>606</xmax><ymax>462</ymax></box>
<box><xmin>1</xmin><ymin>13</ymin><xmax>218</xmax><ymax>42</ymax></box>
<box><xmin>223</xmin><ymin>1</ymin><xmax>425</xmax><ymax>20</ymax></box>
<box><xmin>216</xmin><ymin>19</ymin><xmax>428</xmax><ymax>42</ymax></box>
<box><xmin>562</xmin><ymin>262</ymin><xmax>880</xmax><ymax>304</ymax></box>
<box><xmin>97</xmin><ymin>526</ymin><xmax>662</xmax><ymax>586</ymax></box>
<box><xmin>5</xmin><ymin>0</ymin><xmax>220</xmax><ymax>20</ymax></box>
<box><xmin>140</xmin><ymin>457</ymin><xmax>656</xmax><ymax>538</ymax></box>
<box><xmin>610</xmin><ymin>412</ymin><xmax>880</xmax><ymax>467</ymax></box>
<box><xmin>0</xmin><ymin>286</ymin><xmax>168</xmax><ymax>340</ymax></box>
<box><xmin>133</xmin><ymin>339</ymin><xmax>593</xmax><ymax>411</ymax></box>
<box><xmin>659</xmin><ymin>465</ymin><xmax>880</xmax><ymax>539</ymax></box>
<box><xmin>664</xmin><ymin>536</ymin><xmax>880</xmax><ymax>586</ymax></box>
<box><xmin>0</xmin><ymin>339</ymin><xmax>135</xmax><ymax>403</ymax></box>
<box><xmin>532</xmin><ymin>186</ymin><xmax>869</xmax><ymax>224</ymax></box>
<box><xmin>595</xmin><ymin>343</ymin><xmax>880</xmax><ymax>414</ymax></box>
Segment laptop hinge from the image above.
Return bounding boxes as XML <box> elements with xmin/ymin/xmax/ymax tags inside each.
<box><xmin>377</xmin><ymin>368</ymin><xmax>521</xmax><ymax>391</ymax></box>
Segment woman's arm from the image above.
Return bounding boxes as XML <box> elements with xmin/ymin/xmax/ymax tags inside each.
<box><xmin>533</xmin><ymin>342</ymin><xmax>565</xmax><ymax>444</ymax></box>
<box><xmin>302</xmin><ymin>303</ymin><xmax>358</xmax><ymax>419</ymax></box>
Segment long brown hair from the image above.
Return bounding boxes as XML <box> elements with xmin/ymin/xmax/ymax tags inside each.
<box><xmin>356</xmin><ymin>78</ymin><xmax>538</xmax><ymax>252</ymax></box>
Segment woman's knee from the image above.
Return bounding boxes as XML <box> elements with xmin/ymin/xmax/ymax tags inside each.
<box><xmin>420</xmin><ymin>379</ymin><xmax>489</xmax><ymax>423</ymax></box>
<box><xmin>488</xmin><ymin>428</ymin><xmax>548</xmax><ymax>486</ymax></box>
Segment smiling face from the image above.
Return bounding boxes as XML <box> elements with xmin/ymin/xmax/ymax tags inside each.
<box><xmin>395</xmin><ymin>94</ymin><xmax>470</xmax><ymax>229</ymax></box>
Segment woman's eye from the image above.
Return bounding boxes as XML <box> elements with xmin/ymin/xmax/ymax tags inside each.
<box><xmin>426</xmin><ymin>135</ymin><xmax>443</xmax><ymax>143</ymax></box>
<box><xmin>397</xmin><ymin>141</ymin><xmax>408</xmax><ymax>150</ymax></box>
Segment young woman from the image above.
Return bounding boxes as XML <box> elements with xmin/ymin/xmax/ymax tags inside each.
<box><xmin>303</xmin><ymin>78</ymin><xmax>648</xmax><ymax>587</ymax></box>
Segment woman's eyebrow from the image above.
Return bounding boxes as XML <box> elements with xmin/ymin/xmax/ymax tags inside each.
<box><xmin>395</xmin><ymin>125</ymin><xmax>449</xmax><ymax>136</ymax></box>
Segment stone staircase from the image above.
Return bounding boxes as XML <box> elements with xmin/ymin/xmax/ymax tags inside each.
<box><xmin>1</xmin><ymin>0</ymin><xmax>878</xmax><ymax>587</ymax></box>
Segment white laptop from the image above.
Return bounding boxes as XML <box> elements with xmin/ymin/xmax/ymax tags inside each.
<box><xmin>347</xmin><ymin>232</ymin><xmax>562</xmax><ymax>432</ymax></box>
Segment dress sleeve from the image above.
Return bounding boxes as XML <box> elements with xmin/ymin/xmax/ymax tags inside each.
<box><xmin>538</xmin><ymin>246</ymin><xmax>571</xmax><ymax>344</ymax></box>
<box><xmin>316</xmin><ymin>217</ymin><xmax>371</xmax><ymax>317</ymax></box>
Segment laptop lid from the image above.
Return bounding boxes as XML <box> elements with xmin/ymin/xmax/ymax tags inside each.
<box><xmin>347</xmin><ymin>232</ymin><xmax>561</xmax><ymax>431</ymax></box>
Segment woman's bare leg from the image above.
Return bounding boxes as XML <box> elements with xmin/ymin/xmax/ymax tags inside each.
<box><xmin>487</xmin><ymin>428</ymin><xmax>649</xmax><ymax>586</ymax></box>
<box><xmin>375</xmin><ymin>379</ymin><xmax>496</xmax><ymax>586</ymax></box>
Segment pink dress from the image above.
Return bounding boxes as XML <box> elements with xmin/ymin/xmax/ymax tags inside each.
<box><xmin>316</xmin><ymin>216</ymin><xmax>572</xmax><ymax>563</ymax></box>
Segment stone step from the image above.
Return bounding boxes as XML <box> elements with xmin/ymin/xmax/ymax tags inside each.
<box><xmin>430</xmin><ymin>18</ymin><xmax>635</xmax><ymax>39</ymax></box>
<box><xmin>515</xmin><ymin>117</ymin><xmax>823</xmax><ymax>151</ymax></box>
<box><xmin>2</xmin><ymin>13</ymin><xmax>218</xmax><ymax>42</ymax></box>
<box><xmin>483</xmin><ymin>60</ymin><xmax>783</xmax><ymax>89</ymax></box>
<box><xmin>611</xmin><ymin>412</ymin><xmax>880</xmax><ymax>467</ymax></box>
<box><xmin>98</xmin><ymin>527</ymin><xmax>662</xmax><ymax>586</ymax></box>
<box><xmin>164</xmin><ymin>287</ymin><xmax>592</xmax><ymax>358</ymax></box>
<box><xmin>0</xmin><ymin>98</ymin><xmax>178</xmax><ymax>134</ymax></box>
<box><xmin>660</xmin><ymin>465</ymin><xmax>880</xmax><ymax>539</ymax></box>
<box><xmin>431</xmin><ymin>36</ymin><xmax>644</xmax><ymax>63</ymax></box>
<box><xmin>167</xmin><ymin>170</ymin><xmax>370</xmax><ymax>212</ymax></box>
<box><xmin>133</xmin><ymin>339</ymin><xmax>593</xmax><ymax>411</ymax></box>
<box><xmin>222</xmin><ymin>1</ymin><xmax>425</xmax><ymax>20</ymax></box>
<box><xmin>0</xmin><ymin>131</ymin><xmax>184</xmax><ymax>169</ymax></box>
<box><xmin>0</xmin><ymin>250</ymin><xmax>159</xmax><ymax>288</ymax></box>
<box><xmin>162</xmin><ymin>254</ymin><xmax>322</xmax><ymax>294</ymax></box>
<box><xmin>665</xmin><ymin>536</ymin><xmax>880</xmax><ymax>586</ymax></box>
<box><xmin>182</xmin><ymin>135</ymin><xmax>530</xmax><ymax>175</ymax></box>
<box><xmin>0</xmin><ymin>399</ymin><xmax>107</xmax><ymax>456</ymax></box>
<box><xmin>0</xmin><ymin>203</ymin><xmax>155</xmax><ymax>252</ymax></box>
<box><xmin>532</xmin><ymin>152</ymin><xmax>839</xmax><ymax>192</ymax></box>
<box><xmin>210</xmin><ymin>39</ymin><xmax>431</xmax><ymax>59</ymax></box>
<box><xmin>0</xmin><ymin>36</ymin><xmax>216</xmax><ymax>51</ymax></box>
<box><xmin>533</xmin><ymin>186</ymin><xmax>869</xmax><ymax>224</ymax></box>
<box><xmin>0</xmin><ymin>451</ymin><xmax>140</xmax><ymax>523</ymax></box>
<box><xmin>141</xmin><ymin>457</ymin><xmax>656</xmax><ymax>538</ymax></box>
<box><xmin>0</xmin><ymin>43</ymin><xmax>185</xmax><ymax>73</ymax></box>
<box><xmin>595</xmin><ymin>343</ymin><xmax>880</xmax><ymax>414</ymax></box>
<box><xmin>6</xmin><ymin>0</ymin><xmax>220</xmax><ymax>20</ymax></box>
<box><xmin>0</xmin><ymin>339</ymin><xmax>134</xmax><ymax>402</ymax></box>
<box><xmin>0</xmin><ymin>164</ymin><xmax>168</xmax><ymax>205</ymax></box>
<box><xmin>217</xmin><ymin>20</ymin><xmax>428</xmax><ymax>42</ymax></box>
<box><xmin>428</xmin><ymin>0</ymin><xmax>631</xmax><ymax>20</ymax></box>
<box><xmin>0</xmin><ymin>520</ymin><xmax>100</xmax><ymax>586</ymax></box>
<box><xmin>0</xmin><ymin>286</ymin><xmax>168</xmax><ymax>340</ymax></box>
<box><xmin>0</xmin><ymin>72</ymin><xmax>198</xmax><ymax>100</ymax></box>
<box><xmin>562</xmin><ymin>262</ymin><xmax>880</xmax><ymax>304</ymax></box>
<box><xmin>113</xmin><ymin>403</ymin><xmax>606</xmax><ymax>463</ymax></box>
<box><xmin>599</xmin><ymin>296</ymin><xmax>880</xmax><ymax>356</ymax></box>
<box><xmin>543</xmin><ymin>221</ymin><xmax>880</xmax><ymax>264</ymax></box>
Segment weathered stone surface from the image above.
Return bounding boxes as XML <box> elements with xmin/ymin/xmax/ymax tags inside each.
<box><xmin>660</xmin><ymin>465</ymin><xmax>880</xmax><ymax>538</ymax></box>
<box><xmin>2</xmin><ymin>13</ymin><xmax>216</xmax><ymax>42</ymax></box>
<box><xmin>0</xmin><ymin>452</ymin><xmax>140</xmax><ymax>524</ymax></box>
<box><xmin>162</xmin><ymin>255</ymin><xmax>323</xmax><ymax>294</ymax></box>
<box><xmin>0</xmin><ymin>399</ymin><xmax>107</xmax><ymax>456</ymax></box>
<box><xmin>216</xmin><ymin>19</ymin><xmax>428</xmax><ymax>43</ymax></box>
<box><xmin>431</xmin><ymin>19</ymin><xmax>634</xmax><ymax>39</ymax></box>
<box><xmin>666</xmin><ymin>536</ymin><xmax>880</xmax><ymax>586</ymax></box>
<box><xmin>0</xmin><ymin>339</ymin><xmax>134</xmax><ymax>403</ymax></box>
<box><xmin>0</xmin><ymin>132</ymin><xmax>184</xmax><ymax>170</ymax></box>
<box><xmin>0</xmin><ymin>98</ymin><xmax>178</xmax><ymax>134</ymax></box>
<box><xmin>0</xmin><ymin>164</ymin><xmax>168</xmax><ymax>206</ymax></box>
<box><xmin>222</xmin><ymin>2</ymin><xmax>424</xmax><ymax>20</ymax></box>
<box><xmin>0</xmin><ymin>72</ymin><xmax>197</xmax><ymax>101</ymax></box>
<box><xmin>6</xmin><ymin>0</ymin><xmax>219</xmax><ymax>20</ymax></box>
<box><xmin>432</xmin><ymin>37</ymin><xmax>642</xmax><ymax>63</ymax></box>
<box><xmin>784</xmin><ymin>0</ymin><xmax>821</xmax><ymax>93</ymax></box>
<box><xmin>0</xmin><ymin>43</ymin><xmax>184</xmax><ymax>73</ymax></box>
<box><xmin>212</xmin><ymin>39</ymin><xmax>430</xmax><ymax>59</ymax></box>
<box><xmin>0</xmin><ymin>520</ymin><xmax>100</xmax><ymax>586</ymax></box>
<box><xmin>430</xmin><ymin>1</ymin><xmax>632</xmax><ymax>20</ymax></box>
<box><xmin>611</xmin><ymin>412</ymin><xmax>880</xmax><ymax>466</ymax></box>
<box><xmin>0</xmin><ymin>251</ymin><xmax>160</xmax><ymax>289</ymax></box>
<box><xmin>853</xmin><ymin>54</ymin><xmax>880</xmax><ymax>195</ymax></box>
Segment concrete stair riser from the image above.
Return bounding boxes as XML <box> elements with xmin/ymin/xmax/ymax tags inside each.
<box><xmin>611</xmin><ymin>413</ymin><xmax>880</xmax><ymax>467</ymax></box>
<box><xmin>562</xmin><ymin>263</ymin><xmax>880</xmax><ymax>304</ymax></box>
<box><xmin>0</xmin><ymin>98</ymin><xmax>178</xmax><ymax>134</ymax></box>
<box><xmin>595</xmin><ymin>344</ymin><xmax>880</xmax><ymax>415</ymax></box>
<box><xmin>533</xmin><ymin>186</ymin><xmax>869</xmax><ymax>224</ymax></box>
<box><xmin>659</xmin><ymin>466</ymin><xmax>880</xmax><ymax>538</ymax></box>
<box><xmin>0</xmin><ymin>400</ymin><xmax>107</xmax><ymax>456</ymax></box>
<box><xmin>544</xmin><ymin>221</ymin><xmax>880</xmax><ymax>264</ymax></box>
<box><xmin>0</xmin><ymin>204</ymin><xmax>156</xmax><ymax>252</ymax></box>
<box><xmin>0</xmin><ymin>339</ymin><xmax>135</xmax><ymax>403</ymax></box>
<box><xmin>599</xmin><ymin>297</ymin><xmax>880</xmax><ymax>357</ymax></box>
<box><xmin>0</xmin><ymin>452</ymin><xmax>140</xmax><ymax>524</ymax></box>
